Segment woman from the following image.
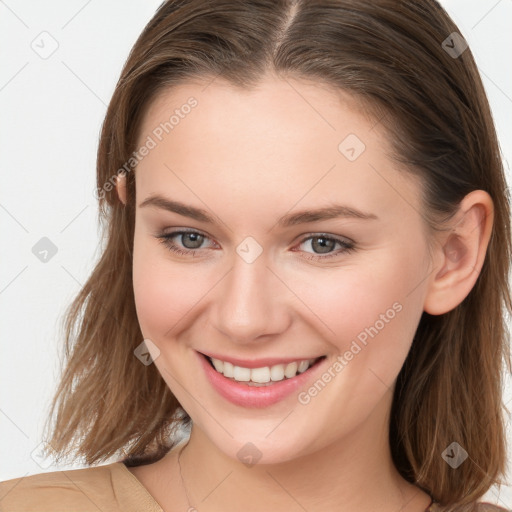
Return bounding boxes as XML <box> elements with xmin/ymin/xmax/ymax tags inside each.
<box><xmin>1</xmin><ymin>1</ymin><xmax>510</xmax><ymax>511</ymax></box>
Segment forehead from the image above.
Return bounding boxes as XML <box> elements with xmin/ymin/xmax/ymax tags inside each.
<box><xmin>134</xmin><ymin>76</ymin><xmax>423</xmax><ymax>226</ymax></box>
<box><xmin>139</xmin><ymin>75</ymin><xmax>378</xmax><ymax>146</ymax></box>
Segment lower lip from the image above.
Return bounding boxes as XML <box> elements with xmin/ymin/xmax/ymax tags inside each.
<box><xmin>197</xmin><ymin>351</ymin><xmax>326</xmax><ymax>408</ymax></box>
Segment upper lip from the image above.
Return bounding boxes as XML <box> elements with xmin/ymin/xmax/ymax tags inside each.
<box><xmin>199</xmin><ymin>351</ymin><xmax>325</xmax><ymax>369</ymax></box>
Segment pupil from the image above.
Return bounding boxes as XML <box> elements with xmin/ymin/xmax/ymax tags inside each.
<box><xmin>312</xmin><ymin>237</ymin><xmax>334</xmax><ymax>254</ymax></box>
<box><xmin>183</xmin><ymin>233</ymin><xmax>203</xmax><ymax>249</ymax></box>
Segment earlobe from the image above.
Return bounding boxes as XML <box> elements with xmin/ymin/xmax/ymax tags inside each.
<box><xmin>423</xmin><ymin>190</ymin><xmax>494</xmax><ymax>316</ymax></box>
<box><xmin>116</xmin><ymin>172</ymin><xmax>127</xmax><ymax>205</ymax></box>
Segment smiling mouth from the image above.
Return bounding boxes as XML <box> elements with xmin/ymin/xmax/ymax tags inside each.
<box><xmin>203</xmin><ymin>354</ymin><xmax>327</xmax><ymax>386</ymax></box>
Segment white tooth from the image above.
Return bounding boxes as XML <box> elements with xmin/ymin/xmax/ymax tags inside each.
<box><xmin>270</xmin><ymin>364</ymin><xmax>285</xmax><ymax>381</ymax></box>
<box><xmin>251</xmin><ymin>367</ymin><xmax>271</xmax><ymax>383</ymax></box>
<box><xmin>233</xmin><ymin>365</ymin><xmax>251</xmax><ymax>381</ymax></box>
<box><xmin>212</xmin><ymin>357</ymin><xmax>315</xmax><ymax>382</ymax></box>
<box><xmin>297</xmin><ymin>360</ymin><xmax>310</xmax><ymax>373</ymax></box>
<box><xmin>223</xmin><ymin>361</ymin><xmax>234</xmax><ymax>378</ymax></box>
<box><xmin>284</xmin><ymin>361</ymin><xmax>298</xmax><ymax>378</ymax></box>
<box><xmin>211</xmin><ymin>358</ymin><xmax>224</xmax><ymax>373</ymax></box>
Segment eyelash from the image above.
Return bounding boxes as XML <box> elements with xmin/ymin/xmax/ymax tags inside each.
<box><xmin>155</xmin><ymin>229</ymin><xmax>356</xmax><ymax>261</ymax></box>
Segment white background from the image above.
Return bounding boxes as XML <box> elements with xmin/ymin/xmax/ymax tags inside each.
<box><xmin>1</xmin><ymin>0</ymin><xmax>511</xmax><ymax>507</ymax></box>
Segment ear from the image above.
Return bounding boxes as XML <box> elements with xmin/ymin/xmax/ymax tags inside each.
<box><xmin>116</xmin><ymin>172</ymin><xmax>127</xmax><ymax>205</ymax></box>
<box><xmin>423</xmin><ymin>190</ymin><xmax>494</xmax><ymax>315</ymax></box>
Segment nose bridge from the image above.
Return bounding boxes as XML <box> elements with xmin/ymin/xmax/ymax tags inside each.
<box><xmin>212</xmin><ymin>243</ymin><xmax>289</xmax><ymax>342</ymax></box>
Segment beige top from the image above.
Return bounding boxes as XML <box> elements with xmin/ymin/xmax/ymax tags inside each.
<box><xmin>0</xmin><ymin>462</ymin><xmax>163</xmax><ymax>512</ymax></box>
<box><xmin>0</xmin><ymin>462</ymin><xmax>509</xmax><ymax>512</ymax></box>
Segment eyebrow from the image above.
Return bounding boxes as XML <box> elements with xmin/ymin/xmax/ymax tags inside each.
<box><xmin>138</xmin><ymin>194</ymin><xmax>379</xmax><ymax>227</ymax></box>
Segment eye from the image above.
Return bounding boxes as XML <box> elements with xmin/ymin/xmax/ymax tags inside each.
<box><xmin>155</xmin><ymin>229</ymin><xmax>217</xmax><ymax>257</ymax></box>
<box><xmin>294</xmin><ymin>234</ymin><xmax>356</xmax><ymax>260</ymax></box>
<box><xmin>155</xmin><ymin>229</ymin><xmax>356</xmax><ymax>260</ymax></box>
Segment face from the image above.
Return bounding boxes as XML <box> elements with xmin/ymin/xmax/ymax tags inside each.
<box><xmin>130</xmin><ymin>74</ymin><xmax>433</xmax><ymax>464</ymax></box>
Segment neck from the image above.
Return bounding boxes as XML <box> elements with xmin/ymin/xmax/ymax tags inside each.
<box><xmin>173</xmin><ymin>398</ymin><xmax>432</xmax><ymax>512</ymax></box>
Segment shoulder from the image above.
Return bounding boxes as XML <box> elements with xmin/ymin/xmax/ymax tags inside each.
<box><xmin>0</xmin><ymin>463</ymin><xmax>123</xmax><ymax>512</ymax></box>
<box><xmin>475</xmin><ymin>504</ymin><xmax>511</xmax><ymax>512</ymax></box>
<box><xmin>473</xmin><ymin>505</ymin><xmax>510</xmax><ymax>512</ymax></box>
<box><xmin>431</xmin><ymin>502</ymin><xmax>511</xmax><ymax>511</ymax></box>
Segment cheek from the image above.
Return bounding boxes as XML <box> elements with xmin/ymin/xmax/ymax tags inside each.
<box><xmin>132</xmin><ymin>231</ymin><xmax>210</xmax><ymax>338</ymax></box>
<box><xmin>283</xmin><ymin>248</ymin><xmax>426</xmax><ymax>367</ymax></box>
<box><xmin>283</xmin><ymin>267</ymin><xmax>423</xmax><ymax>412</ymax></box>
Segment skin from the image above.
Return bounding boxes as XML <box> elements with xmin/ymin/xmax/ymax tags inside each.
<box><xmin>116</xmin><ymin>74</ymin><xmax>493</xmax><ymax>512</ymax></box>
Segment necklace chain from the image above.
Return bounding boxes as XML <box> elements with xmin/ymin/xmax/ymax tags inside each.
<box><xmin>177</xmin><ymin>440</ymin><xmax>194</xmax><ymax>511</ymax></box>
<box><xmin>176</xmin><ymin>439</ymin><xmax>434</xmax><ymax>512</ymax></box>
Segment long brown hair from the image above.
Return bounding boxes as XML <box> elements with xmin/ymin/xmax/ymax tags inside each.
<box><xmin>42</xmin><ymin>1</ymin><xmax>511</xmax><ymax>508</ymax></box>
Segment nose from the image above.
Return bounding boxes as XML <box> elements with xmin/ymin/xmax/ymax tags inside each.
<box><xmin>211</xmin><ymin>249</ymin><xmax>291</xmax><ymax>345</ymax></box>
